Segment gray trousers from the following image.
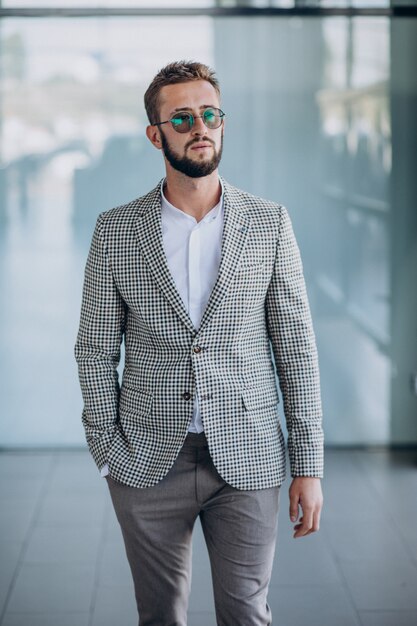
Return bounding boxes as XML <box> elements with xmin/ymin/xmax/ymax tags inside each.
<box><xmin>105</xmin><ymin>431</ymin><xmax>281</xmax><ymax>626</ymax></box>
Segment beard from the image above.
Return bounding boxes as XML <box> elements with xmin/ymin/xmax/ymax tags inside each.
<box><xmin>159</xmin><ymin>128</ymin><xmax>224</xmax><ymax>178</ymax></box>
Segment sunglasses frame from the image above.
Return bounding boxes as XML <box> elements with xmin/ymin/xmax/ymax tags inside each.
<box><xmin>153</xmin><ymin>107</ymin><xmax>226</xmax><ymax>133</ymax></box>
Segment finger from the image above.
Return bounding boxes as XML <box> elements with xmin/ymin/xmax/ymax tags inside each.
<box><xmin>293</xmin><ymin>526</ymin><xmax>314</xmax><ymax>538</ymax></box>
<box><xmin>289</xmin><ymin>497</ymin><xmax>300</xmax><ymax>522</ymax></box>
<box><xmin>294</xmin><ymin>509</ymin><xmax>314</xmax><ymax>537</ymax></box>
<box><xmin>293</xmin><ymin>510</ymin><xmax>321</xmax><ymax>538</ymax></box>
<box><xmin>296</xmin><ymin>528</ymin><xmax>315</xmax><ymax>538</ymax></box>
<box><xmin>293</xmin><ymin>516</ymin><xmax>306</xmax><ymax>535</ymax></box>
<box><xmin>312</xmin><ymin>509</ymin><xmax>321</xmax><ymax>532</ymax></box>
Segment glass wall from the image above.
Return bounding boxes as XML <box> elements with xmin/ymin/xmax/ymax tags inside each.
<box><xmin>0</xmin><ymin>1</ymin><xmax>393</xmax><ymax>8</ymax></box>
<box><xmin>0</xmin><ymin>12</ymin><xmax>408</xmax><ymax>447</ymax></box>
<box><xmin>214</xmin><ymin>16</ymin><xmax>391</xmax><ymax>443</ymax></box>
<box><xmin>0</xmin><ymin>16</ymin><xmax>214</xmax><ymax>445</ymax></box>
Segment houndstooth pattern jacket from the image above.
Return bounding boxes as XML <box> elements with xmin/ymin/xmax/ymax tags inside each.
<box><xmin>74</xmin><ymin>177</ymin><xmax>324</xmax><ymax>490</ymax></box>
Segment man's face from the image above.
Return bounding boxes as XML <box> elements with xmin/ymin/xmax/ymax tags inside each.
<box><xmin>148</xmin><ymin>80</ymin><xmax>225</xmax><ymax>178</ymax></box>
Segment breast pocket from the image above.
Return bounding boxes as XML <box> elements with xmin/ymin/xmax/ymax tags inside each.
<box><xmin>235</xmin><ymin>260</ymin><xmax>266</xmax><ymax>274</ymax></box>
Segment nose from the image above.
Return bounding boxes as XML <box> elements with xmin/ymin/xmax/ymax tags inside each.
<box><xmin>191</xmin><ymin>115</ymin><xmax>207</xmax><ymax>136</ymax></box>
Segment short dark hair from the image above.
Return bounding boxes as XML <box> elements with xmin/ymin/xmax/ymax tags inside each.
<box><xmin>144</xmin><ymin>60</ymin><xmax>221</xmax><ymax>125</ymax></box>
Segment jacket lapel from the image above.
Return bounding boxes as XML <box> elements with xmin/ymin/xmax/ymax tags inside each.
<box><xmin>133</xmin><ymin>181</ymin><xmax>195</xmax><ymax>333</ymax></box>
<box><xmin>132</xmin><ymin>177</ymin><xmax>252</xmax><ymax>335</ymax></box>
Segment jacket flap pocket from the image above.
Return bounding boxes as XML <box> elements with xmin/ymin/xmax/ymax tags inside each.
<box><xmin>120</xmin><ymin>384</ymin><xmax>153</xmax><ymax>416</ymax></box>
<box><xmin>241</xmin><ymin>385</ymin><xmax>279</xmax><ymax>411</ymax></box>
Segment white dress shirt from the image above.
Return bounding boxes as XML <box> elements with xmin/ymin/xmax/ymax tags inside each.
<box><xmin>100</xmin><ymin>177</ymin><xmax>224</xmax><ymax>477</ymax></box>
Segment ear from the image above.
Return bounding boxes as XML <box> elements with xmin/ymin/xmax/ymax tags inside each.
<box><xmin>146</xmin><ymin>124</ymin><xmax>163</xmax><ymax>150</ymax></box>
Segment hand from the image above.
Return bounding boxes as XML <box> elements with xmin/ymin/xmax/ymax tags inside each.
<box><xmin>289</xmin><ymin>476</ymin><xmax>323</xmax><ymax>539</ymax></box>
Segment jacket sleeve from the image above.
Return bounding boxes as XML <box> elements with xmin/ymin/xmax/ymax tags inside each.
<box><xmin>74</xmin><ymin>213</ymin><xmax>126</xmax><ymax>471</ymax></box>
<box><xmin>265</xmin><ymin>205</ymin><xmax>324</xmax><ymax>478</ymax></box>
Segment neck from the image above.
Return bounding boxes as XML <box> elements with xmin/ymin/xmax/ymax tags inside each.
<box><xmin>163</xmin><ymin>169</ymin><xmax>221</xmax><ymax>223</ymax></box>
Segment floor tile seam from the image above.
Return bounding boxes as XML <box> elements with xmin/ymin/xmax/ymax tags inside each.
<box><xmin>340</xmin><ymin>449</ymin><xmax>380</xmax><ymax>479</ymax></box>
<box><xmin>351</xmin><ymin>451</ymin><xmax>417</xmax><ymax>570</ymax></box>
<box><xmin>319</xmin><ymin>517</ymin><xmax>417</xmax><ymax>562</ymax></box>
<box><xmin>350</xmin><ymin>449</ymin><xmax>417</xmax><ymax>475</ymax></box>
<box><xmin>268</xmin><ymin>581</ymin><xmax>365</xmax><ymax>588</ymax></box>
<box><xmin>2</xmin><ymin>610</ymin><xmax>90</xmax><ymax>615</ymax></box>
<box><xmin>0</xmin><ymin>453</ymin><xmax>58</xmax><ymax>625</ymax></box>
<box><xmin>316</xmin><ymin>523</ymin><xmax>365</xmax><ymax>626</ymax></box>
<box><xmin>358</xmin><ymin>608</ymin><xmax>417</xmax><ymax>614</ymax></box>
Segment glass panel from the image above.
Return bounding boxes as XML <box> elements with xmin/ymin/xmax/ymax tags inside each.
<box><xmin>2</xmin><ymin>1</ymin><xmax>215</xmax><ymax>7</ymax></box>
<box><xmin>213</xmin><ymin>15</ymin><xmax>390</xmax><ymax>443</ymax></box>
<box><xmin>317</xmin><ymin>0</ymin><xmax>390</xmax><ymax>6</ymax></box>
<box><xmin>0</xmin><ymin>16</ymin><xmax>213</xmax><ymax>445</ymax></box>
<box><xmin>0</xmin><ymin>14</ymin><xmax>391</xmax><ymax>447</ymax></box>
<box><xmin>1</xmin><ymin>0</ymin><xmax>393</xmax><ymax>8</ymax></box>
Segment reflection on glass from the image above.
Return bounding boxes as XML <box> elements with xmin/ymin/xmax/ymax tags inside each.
<box><xmin>2</xmin><ymin>1</ymin><xmax>214</xmax><ymax>7</ymax></box>
<box><xmin>1</xmin><ymin>0</ymin><xmax>393</xmax><ymax>7</ymax></box>
<box><xmin>314</xmin><ymin>15</ymin><xmax>390</xmax><ymax>442</ymax></box>
<box><xmin>0</xmin><ymin>16</ymin><xmax>213</xmax><ymax>446</ymax></box>
<box><xmin>0</xmin><ymin>14</ymin><xmax>392</xmax><ymax>449</ymax></box>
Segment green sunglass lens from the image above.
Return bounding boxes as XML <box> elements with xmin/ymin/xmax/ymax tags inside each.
<box><xmin>171</xmin><ymin>113</ymin><xmax>192</xmax><ymax>132</ymax></box>
<box><xmin>203</xmin><ymin>109</ymin><xmax>218</xmax><ymax>127</ymax></box>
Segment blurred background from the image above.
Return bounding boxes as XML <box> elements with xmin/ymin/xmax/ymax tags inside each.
<box><xmin>0</xmin><ymin>1</ymin><xmax>416</xmax><ymax>625</ymax></box>
<box><xmin>0</xmin><ymin>0</ymin><xmax>416</xmax><ymax>450</ymax></box>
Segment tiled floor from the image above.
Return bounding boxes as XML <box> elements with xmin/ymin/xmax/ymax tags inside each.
<box><xmin>0</xmin><ymin>448</ymin><xmax>416</xmax><ymax>626</ymax></box>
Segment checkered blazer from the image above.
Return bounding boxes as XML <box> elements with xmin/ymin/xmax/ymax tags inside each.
<box><xmin>74</xmin><ymin>177</ymin><xmax>324</xmax><ymax>490</ymax></box>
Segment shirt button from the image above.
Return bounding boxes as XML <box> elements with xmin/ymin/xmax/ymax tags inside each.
<box><xmin>182</xmin><ymin>392</ymin><xmax>191</xmax><ymax>401</ymax></box>
<box><xmin>193</xmin><ymin>346</ymin><xmax>202</xmax><ymax>353</ymax></box>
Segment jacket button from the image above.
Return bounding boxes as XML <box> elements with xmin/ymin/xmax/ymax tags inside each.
<box><xmin>193</xmin><ymin>346</ymin><xmax>202</xmax><ymax>353</ymax></box>
<box><xmin>182</xmin><ymin>392</ymin><xmax>191</xmax><ymax>401</ymax></box>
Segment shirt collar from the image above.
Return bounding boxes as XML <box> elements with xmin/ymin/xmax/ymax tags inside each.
<box><xmin>160</xmin><ymin>177</ymin><xmax>224</xmax><ymax>224</ymax></box>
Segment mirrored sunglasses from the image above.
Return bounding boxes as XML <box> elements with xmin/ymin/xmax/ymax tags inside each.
<box><xmin>154</xmin><ymin>107</ymin><xmax>225</xmax><ymax>133</ymax></box>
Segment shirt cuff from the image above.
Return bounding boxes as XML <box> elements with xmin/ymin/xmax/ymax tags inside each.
<box><xmin>100</xmin><ymin>463</ymin><xmax>109</xmax><ymax>478</ymax></box>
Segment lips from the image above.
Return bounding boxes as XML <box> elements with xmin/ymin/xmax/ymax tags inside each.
<box><xmin>189</xmin><ymin>142</ymin><xmax>213</xmax><ymax>150</ymax></box>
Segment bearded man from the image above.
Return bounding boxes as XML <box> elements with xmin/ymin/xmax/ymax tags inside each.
<box><xmin>75</xmin><ymin>60</ymin><xmax>324</xmax><ymax>626</ymax></box>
